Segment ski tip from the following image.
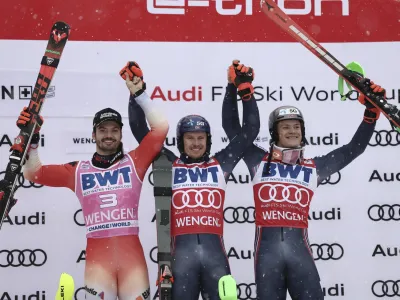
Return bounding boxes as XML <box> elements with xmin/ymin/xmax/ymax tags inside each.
<box><xmin>52</xmin><ymin>21</ymin><xmax>71</xmax><ymax>32</ymax></box>
<box><xmin>55</xmin><ymin>273</ymin><xmax>74</xmax><ymax>300</ymax></box>
<box><xmin>49</xmin><ymin>21</ymin><xmax>71</xmax><ymax>48</ymax></box>
<box><xmin>218</xmin><ymin>275</ymin><xmax>238</xmax><ymax>300</ymax></box>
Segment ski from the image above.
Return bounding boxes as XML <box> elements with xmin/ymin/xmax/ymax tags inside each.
<box><xmin>0</xmin><ymin>21</ymin><xmax>71</xmax><ymax>230</ymax></box>
<box><xmin>152</xmin><ymin>153</ymin><xmax>174</xmax><ymax>300</ymax></box>
<box><xmin>260</xmin><ymin>0</ymin><xmax>400</xmax><ymax>131</ymax></box>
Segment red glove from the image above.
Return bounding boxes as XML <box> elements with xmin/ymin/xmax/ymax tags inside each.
<box><xmin>228</xmin><ymin>60</ymin><xmax>255</xmax><ymax>101</ymax></box>
<box><xmin>119</xmin><ymin>61</ymin><xmax>146</xmax><ymax>96</ymax></box>
<box><xmin>358</xmin><ymin>80</ymin><xmax>385</xmax><ymax>123</ymax></box>
<box><xmin>16</xmin><ymin>107</ymin><xmax>43</xmax><ymax>134</ymax></box>
<box><xmin>119</xmin><ymin>61</ymin><xmax>144</xmax><ymax>81</ymax></box>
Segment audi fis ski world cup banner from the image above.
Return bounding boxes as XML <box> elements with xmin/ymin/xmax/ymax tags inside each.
<box><xmin>0</xmin><ymin>0</ymin><xmax>400</xmax><ymax>299</ymax></box>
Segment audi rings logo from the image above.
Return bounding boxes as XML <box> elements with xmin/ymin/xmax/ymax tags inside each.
<box><xmin>319</xmin><ymin>171</ymin><xmax>341</xmax><ymax>185</ymax></box>
<box><xmin>237</xmin><ymin>283</ymin><xmax>257</xmax><ymax>300</ymax></box>
<box><xmin>371</xmin><ymin>280</ymin><xmax>400</xmax><ymax>297</ymax></box>
<box><xmin>149</xmin><ymin>246</ymin><xmax>158</xmax><ymax>264</ymax></box>
<box><xmin>0</xmin><ymin>171</ymin><xmax>43</xmax><ymax>189</ymax></box>
<box><xmin>369</xmin><ymin>130</ymin><xmax>400</xmax><ymax>146</ymax></box>
<box><xmin>368</xmin><ymin>204</ymin><xmax>400</xmax><ymax>221</ymax></box>
<box><xmin>224</xmin><ymin>206</ymin><xmax>255</xmax><ymax>224</ymax></box>
<box><xmin>258</xmin><ymin>184</ymin><xmax>311</xmax><ymax>207</ymax></box>
<box><xmin>310</xmin><ymin>243</ymin><xmax>344</xmax><ymax>261</ymax></box>
<box><xmin>0</xmin><ymin>249</ymin><xmax>47</xmax><ymax>267</ymax></box>
<box><xmin>74</xmin><ymin>287</ymin><xmax>85</xmax><ymax>300</ymax></box>
<box><xmin>172</xmin><ymin>189</ymin><xmax>222</xmax><ymax>209</ymax></box>
<box><xmin>148</xmin><ymin>171</ymin><xmax>154</xmax><ymax>186</ymax></box>
<box><xmin>74</xmin><ymin>209</ymin><xmax>85</xmax><ymax>226</ymax></box>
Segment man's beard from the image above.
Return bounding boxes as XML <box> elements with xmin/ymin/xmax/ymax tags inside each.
<box><xmin>96</xmin><ymin>138</ymin><xmax>119</xmax><ymax>154</ymax></box>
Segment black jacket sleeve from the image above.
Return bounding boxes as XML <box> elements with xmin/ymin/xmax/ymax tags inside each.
<box><xmin>221</xmin><ymin>83</ymin><xmax>266</xmax><ymax>179</ymax></box>
<box><xmin>222</xmin><ymin>84</ymin><xmax>242</xmax><ymax>141</ymax></box>
<box><xmin>314</xmin><ymin>120</ymin><xmax>376</xmax><ymax>185</ymax></box>
<box><xmin>215</xmin><ymin>91</ymin><xmax>261</xmax><ymax>176</ymax></box>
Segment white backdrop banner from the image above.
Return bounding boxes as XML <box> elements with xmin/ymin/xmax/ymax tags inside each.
<box><xmin>0</xmin><ymin>40</ymin><xmax>399</xmax><ymax>300</ymax></box>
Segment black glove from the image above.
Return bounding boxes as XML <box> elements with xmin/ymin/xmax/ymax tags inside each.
<box><xmin>0</xmin><ymin>179</ymin><xmax>17</xmax><ymax>217</ymax></box>
<box><xmin>17</xmin><ymin>107</ymin><xmax>44</xmax><ymax>133</ymax></box>
<box><xmin>358</xmin><ymin>79</ymin><xmax>385</xmax><ymax>123</ymax></box>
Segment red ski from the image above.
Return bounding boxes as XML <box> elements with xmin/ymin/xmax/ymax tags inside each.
<box><xmin>260</xmin><ymin>0</ymin><xmax>400</xmax><ymax>131</ymax></box>
<box><xmin>0</xmin><ymin>21</ymin><xmax>71</xmax><ymax>229</ymax></box>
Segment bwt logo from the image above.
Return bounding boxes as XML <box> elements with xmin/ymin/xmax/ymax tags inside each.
<box><xmin>174</xmin><ymin>166</ymin><xmax>219</xmax><ymax>184</ymax></box>
<box><xmin>1</xmin><ymin>85</ymin><xmax>55</xmax><ymax>100</ymax></box>
<box><xmin>81</xmin><ymin>166</ymin><xmax>132</xmax><ymax>191</ymax></box>
<box><xmin>263</xmin><ymin>163</ymin><xmax>313</xmax><ymax>183</ymax></box>
<box><xmin>147</xmin><ymin>0</ymin><xmax>349</xmax><ymax>16</ymax></box>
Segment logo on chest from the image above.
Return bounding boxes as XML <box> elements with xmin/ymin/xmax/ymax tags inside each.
<box><xmin>173</xmin><ymin>166</ymin><xmax>219</xmax><ymax>186</ymax></box>
<box><xmin>81</xmin><ymin>166</ymin><xmax>132</xmax><ymax>195</ymax></box>
<box><xmin>257</xmin><ymin>162</ymin><xmax>314</xmax><ymax>207</ymax></box>
<box><xmin>172</xmin><ymin>188</ymin><xmax>223</xmax><ymax>210</ymax></box>
<box><xmin>172</xmin><ymin>166</ymin><xmax>223</xmax><ymax>210</ymax></box>
<box><xmin>262</xmin><ymin>162</ymin><xmax>313</xmax><ymax>183</ymax></box>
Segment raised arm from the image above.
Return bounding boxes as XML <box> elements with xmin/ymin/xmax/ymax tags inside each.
<box><xmin>11</xmin><ymin>107</ymin><xmax>77</xmax><ymax>190</ymax></box>
<box><xmin>128</xmin><ymin>92</ymin><xmax>170</xmax><ymax>180</ymax></box>
<box><xmin>219</xmin><ymin>61</ymin><xmax>266</xmax><ymax>177</ymax></box>
<box><xmin>121</xmin><ymin>72</ymin><xmax>169</xmax><ymax>181</ymax></box>
<box><xmin>122</xmin><ymin>62</ymin><xmax>177</xmax><ymax>166</ymax></box>
<box><xmin>128</xmin><ymin>93</ymin><xmax>150</xmax><ymax>144</ymax></box>
<box><xmin>314</xmin><ymin>120</ymin><xmax>375</xmax><ymax>185</ymax></box>
<box><xmin>314</xmin><ymin>79</ymin><xmax>385</xmax><ymax>185</ymax></box>
<box><xmin>222</xmin><ymin>83</ymin><xmax>241</xmax><ymax>141</ymax></box>
<box><xmin>215</xmin><ymin>90</ymin><xmax>260</xmax><ymax>175</ymax></box>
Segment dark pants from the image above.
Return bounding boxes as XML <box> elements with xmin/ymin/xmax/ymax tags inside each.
<box><xmin>172</xmin><ymin>233</ymin><xmax>231</xmax><ymax>300</ymax></box>
<box><xmin>254</xmin><ymin>227</ymin><xmax>324</xmax><ymax>300</ymax></box>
